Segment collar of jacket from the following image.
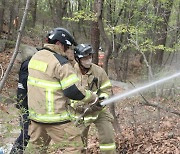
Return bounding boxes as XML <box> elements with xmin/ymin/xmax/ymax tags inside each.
<box><xmin>74</xmin><ymin>63</ymin><xmax>94</xmax><ymax>76</ymax></box>
<box><xmin>43</xmin><ymin>43</ymin><xmax>66</xmax><ymax>57</ymax></box>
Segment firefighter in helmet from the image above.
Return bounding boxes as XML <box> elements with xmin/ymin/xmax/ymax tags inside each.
<box><xmin>71</xmin><ymin>44</ymin><xmax>116</xmax><ymax>154</ymax></box>
<box><xmin>27</xmin><ymin>28</ymin><xmax>98</xmax><ymax>153</ymax></box>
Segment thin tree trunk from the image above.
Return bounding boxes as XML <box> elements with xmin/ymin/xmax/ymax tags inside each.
<box><xmin>91</xmin><ymin>0</ymin><xmax>100</xmax><ymax>65</ymax></box>
<box><xmin>0</xmin><ymin>0</ymin><xmax>31</xmax><ymax>92</ymax></box>
<box><xmin>31</xmin><ymin>0</ymin><xmax>38</xmax><ymax>27</ymax></box>
<box><xmin>153</xmin><ymin>0</ymin><xmax>174</xmax><ymax>66</ymax></box>
<box><xmin>97</xmin><ymin>0</ymin><xmax>112</xmax><ymax>73</ymax></box>
<box><xmin>7</xmin><ymin>0</ymin><xmax>16</xmax><ymax>40</ymax></box>
<box><xmin>48</xmin><ymin>0</ymin><xmax>57</xmax><ymax>27</ymax></box>
<box><xmin>0</xmin><ymin>0</ymin><xmax>6</xmax><ymax>36</ymax></box>
<box><xmin>56</xmin><ymin>0</ymin><xmax>68</xmax><ymax>26</ymax></box>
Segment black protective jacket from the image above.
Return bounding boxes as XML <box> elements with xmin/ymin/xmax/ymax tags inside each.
<box><xmin>16</xmin><ymin>57</ymin><xmax>31</xmax><ymax>110</ymax></box>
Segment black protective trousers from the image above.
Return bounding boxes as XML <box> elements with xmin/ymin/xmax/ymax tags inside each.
<box><xmin>10</xmin><ymin>112</ymin><xmax>30</xmax><ymax>154</ymax></box>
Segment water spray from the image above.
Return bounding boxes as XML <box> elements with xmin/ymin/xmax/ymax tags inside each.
<box><xmin>101</xmin><ymin>72</ymin><xmax>180</xmax><ymax>106</ymax></box>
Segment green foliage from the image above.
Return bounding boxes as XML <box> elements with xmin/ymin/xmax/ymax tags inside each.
<box><xmin>37</xmin><ymin>0</ymin><xmax>50</xmax><ymax>13</ymax></box>
<box><xmin>63</xmin><ymin>10</ymin><xmax>96</xmax><ymax>22</ymax></box>
<box><xmin>136</xmin><ymin>40</ymin><xmax>175</xmax><ymax>53</ymax></box>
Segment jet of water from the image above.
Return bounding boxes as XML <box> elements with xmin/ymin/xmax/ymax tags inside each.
<box><xmin>101</xmin><ymin>72</ymin><xmax>180</xmax><ymax>106</ymax></box>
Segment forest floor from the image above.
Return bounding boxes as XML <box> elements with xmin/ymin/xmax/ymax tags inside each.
<box><xmin>0</xmin><ymin>37</ymin><xmax>180</xmax><ymax>154</ymax></box>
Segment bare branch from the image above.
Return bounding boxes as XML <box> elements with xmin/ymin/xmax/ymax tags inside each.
<box><xmin>128</xmin><ymin>35</ymin><xmax>153</xmax><ymax>81</ymax></box>
<box><xmin>0</xmin><ymin>0</ymin><xmax>30</xmax><ymax>92</ymax></box>
<box><xmin>0</xmin><ymin>64</ymin><xmax>4</xmax><ymax>80</ymax></box>
<box><xmin>129</xmin><ymin>81</ymin><xmax>180</xmax><ymax>117</ymax></box>
<box><xmin>142</xmin><ymin>101</ymin><xmax>180</xmax><ymax>116</ymax></box>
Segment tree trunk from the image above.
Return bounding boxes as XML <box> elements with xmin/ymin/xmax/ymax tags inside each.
<box><xmin>96</xmin><ymin>0</ymin><xmax>120</xmax><ymax>135</ymax></box>
<box><xmin>0</xmin><ymin>0</ymin><xmax>6</xmax><ymax>36</ymax></box>
<box><xmin>91</xmin><ymin>21</ymin><xmax>100</xmax><ymax>65</ymax></box>
<box><xmin>56</xmin><ymin>0</ymin><xmax>68</xmax><ymax>26</ymax></box>
<box><xmin>153</xmin><ymin>0</ymin><xmax>174</xmax><ymax>66</ymax></box>
<box><xmin>7</xmin><ymin>0</ymin><xmax>16</xmax><ymax>40</ymax></box>
<box><xmin>31</xmin><ymin>0</ymin><xmax>38</xmax><ymax>27</ymax></box>
<box><xmin>48</xmin><ymin>0</ymin><xmax>58</xmax><ymax>27</ymax></box>
<box><xmin>49</xmin><ymin>0</ymin><xmax>68</xmax><ymax>27</ymax></box>
<box><xmin>91</xmin><ymin>0</ymin><xmax>100</xmax><ymax>65</ymax></box>
<box><xmin>97</xmin><ymin>0</ymin><xmax>112</xmax><ymax>73</ymax></box>
<box><xmin>113</xmin><ymin>34</ymin><xmax>123</xmax><ymax>81</ymax></box>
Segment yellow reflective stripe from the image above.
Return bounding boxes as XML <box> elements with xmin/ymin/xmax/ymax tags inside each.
<box><xmin>28</xmin><ymin>76</ymin><xmax>61</xmax><ymax>90</ymax></box>
<box><xmin>70</xmin><ymin>100</ymin><xmax>78</xmax><ymax>108</ymax></box>
<box><xmin>99</xmin><ymin>93</ymin><xmax>109</xmax><ymax>99</ymax></box>
<box><xmin>61</xmin><ymin>74</ymin><xmax>79</xmax><ymax>90</ymax></box>
<box><xmin>84</xmin><ymin>114</ymin><xmax>99</xmax><ymax>122</ymax></box>
<box><xmin>28</xmin><ymin>77</ymin><xmax>60</xmax><ymax>115</ymax></box>
<box><xmin>100</xmin><ymin>143</ymin><xmax>116</xmax><ymax>151</ymax></box>
<box><xmin>29</xmin><ymin>110</ymin><xmax>70</xmax><ymax>123</ymax></box>
<box><xmin>29</xmin><ymin>59</ymin><xmax>48</xmax><ymax>72</ymax></box>
<box><xmin>70</xmin><ymin>108</ymin><xmax>106</xmax><ymax>123</ymax></box>
<box><xmin>82</xmin><ymin>90</ymin><xmax>91</xmax><ymax>102</ymax></box>
<box><xmin>100</xmin><ymin>80</ymin><xmax>112</xmax><ymax>90</ymax></box>
<box><xmin>70</xmin><ymin>113</ymin><xmax>98</xmax><ymax>122</ymax></box>
<box><xmin>46</xmin><ymin>90</ymin><xmax>54</xmax><ymax>114</ymax></box>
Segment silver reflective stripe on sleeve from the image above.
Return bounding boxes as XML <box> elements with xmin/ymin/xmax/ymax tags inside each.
<box><xmin>18</xmin><ymin>83</ymin><xmax>25</xmax><ymax>89</ymax></box>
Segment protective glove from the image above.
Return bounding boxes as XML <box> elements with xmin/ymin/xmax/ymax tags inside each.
<box><xmin>74</xmin><ymin>97</ymin><xmax>105</xmax><ymax>126</ymax></box>
<box><xmin>88</xmin><ymin>96</ymin><xmax>104</xmax><ymax>112</ymax></box>
<box><xmin>75</xmin><ymin>97</ymin><xmax>105</xmax><ymax>114</ymax></box>
<box><xmin>75</xmin><ymin>105</ymin><xmax>85</xmax><ymax>114</ymax></box>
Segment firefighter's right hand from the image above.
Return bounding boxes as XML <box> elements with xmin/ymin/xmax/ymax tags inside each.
<box><xmin>89</xmin><ymin>97</ymin><xmax>104</xmax><ymax>112</ymax></box>
<box><xmin>76</xmin><ymin>96</ymin><xmax>104</xmax><ymax>114</ymax></box>
<box><xmin>75</xmin><ymin>99</ymin><xmax>102</xmax><ymax>114</ymax></box>
<box><xmin>85</xmin><ymin>96</ymin><xmax>104</xmax><ymax>113</ymax></box>
<box><xmin>75</xmin><ymin>105</ymin><xmax>85</xmax><ymax>114</ymax></box>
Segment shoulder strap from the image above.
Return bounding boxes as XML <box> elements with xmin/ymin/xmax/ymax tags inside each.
<box><xmin>40</xmin><ymin>47</ymin><xmax>69</xmax><ymax>65</ymax></box>
<box><xmin>89</xmin><ymin>77</ymin><xmax>98</xmax><ymax>90</ymax></box>
<box><xmin>53</xmin><ymin>53</ymin><xmax>68</xmax><ymax>65</ymax></box>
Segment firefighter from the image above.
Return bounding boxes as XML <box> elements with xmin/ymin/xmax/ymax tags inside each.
<box><xmin>27</xmin><ymin>28</ymin><xmax>99</xmax><ymax>154</ymax></box>
<box><xmin>10</xmin><ymin>57</ymin><xmax>31</xmax><ymax>154</ymax></box>
<box><xmin>71</xmin><ymin>44</ymin><xmax>116</xmax><ymax>154</ymax></box>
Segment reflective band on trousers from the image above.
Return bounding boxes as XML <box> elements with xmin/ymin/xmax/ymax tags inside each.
<box><xmin>100</xmin><ymin>142</ymin><xmax>116</xmax><ymax>151</ymax></box>
<box><xmin>29</xmin><ymin>109</ymin><xmax>71</xmax><ymax>123</ymax></box>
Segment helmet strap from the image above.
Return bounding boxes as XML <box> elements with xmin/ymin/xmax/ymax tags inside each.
<box><xmin>79</xmin><ymin>63</ymin><xmax>90</xmax><ymax>75</ymax></box>
<box><xmin>64</xmin><ymin>45</ymin><xmax>70</xmax><ymax>52</ymax></box>
<box><xmin>75</xmin><ymin>58</ymin><xmax>89</xmax><ymax>75</ymax></box>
